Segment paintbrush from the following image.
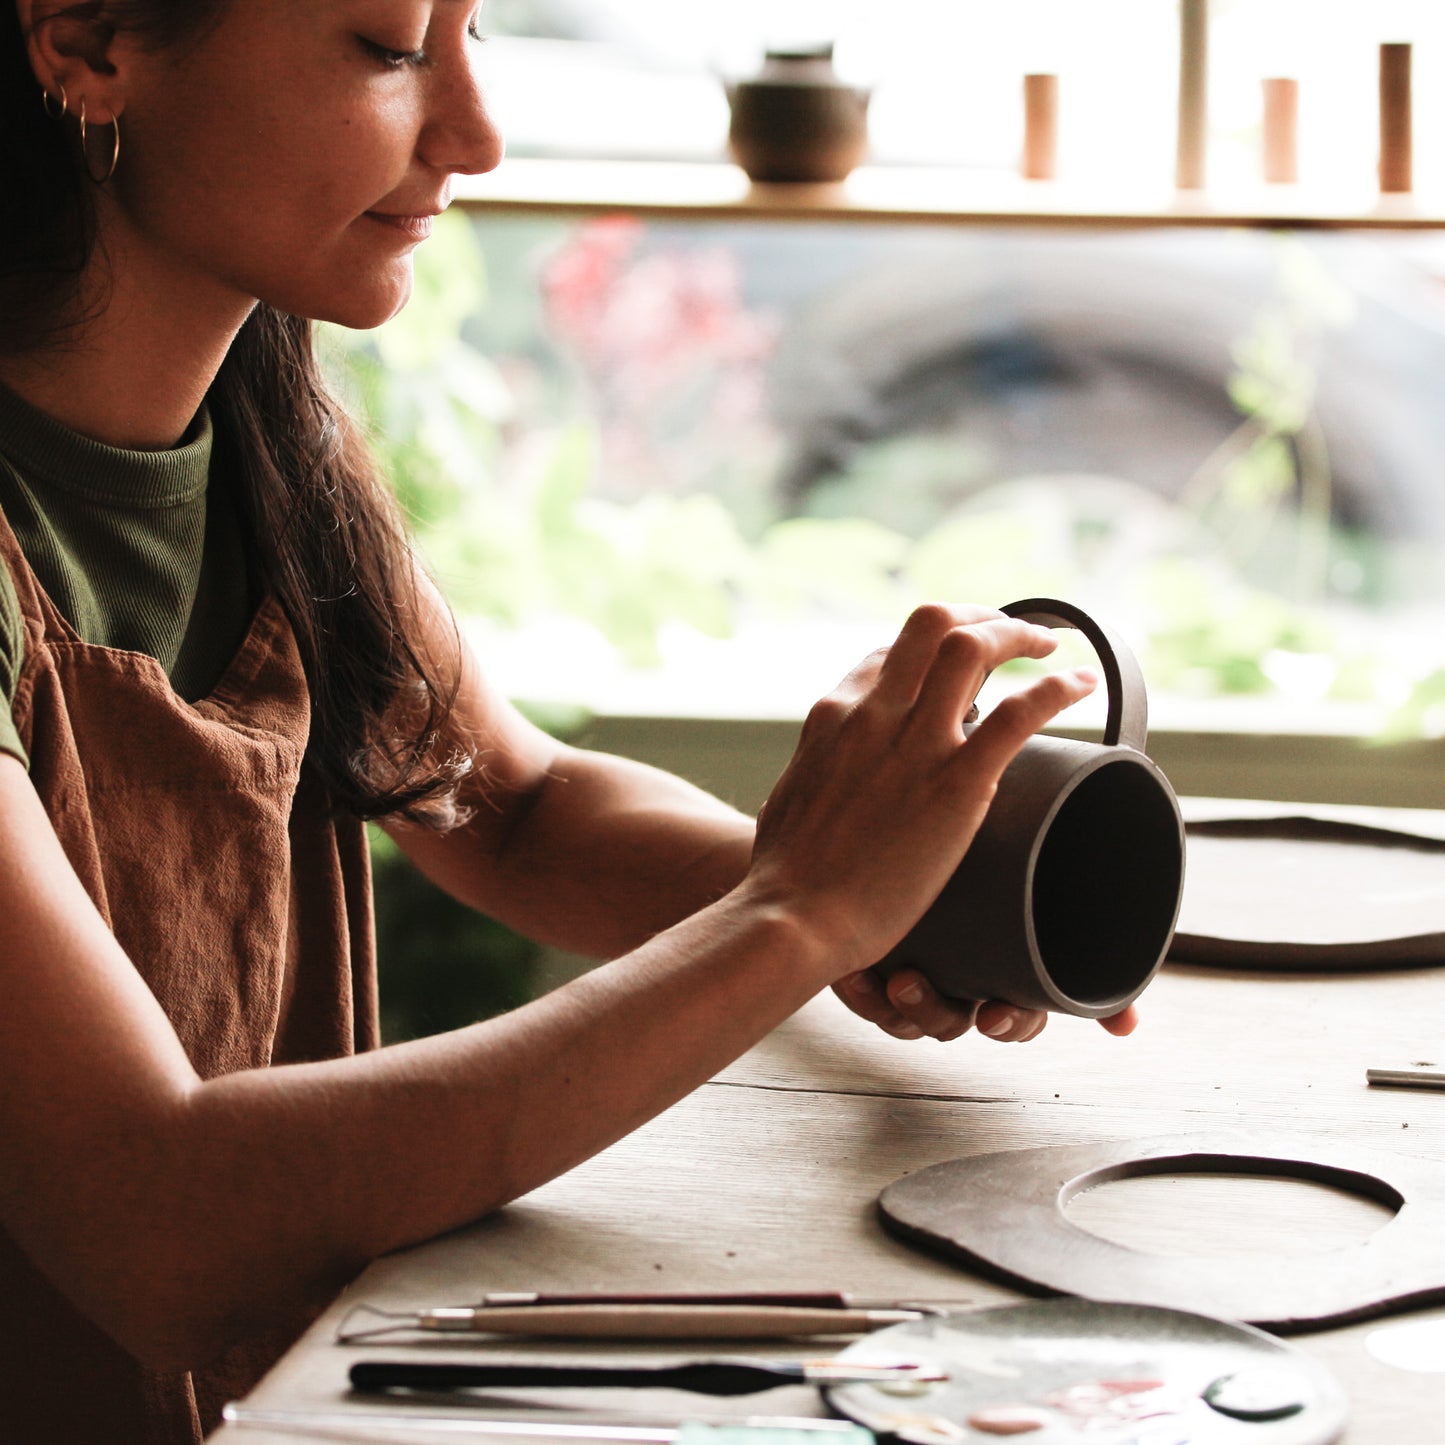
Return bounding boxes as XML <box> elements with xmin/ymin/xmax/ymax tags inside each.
<box><xmin>348</xmin><ymin>1358</ymin><xmax>948</xmax><ymax>1397</ymax></box>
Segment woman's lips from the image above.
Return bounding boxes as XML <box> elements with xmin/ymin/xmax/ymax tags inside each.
<box><xmin>364</xmin><ymin>212</ymin><xmax>436</xmax><ymax>241</ymax></box>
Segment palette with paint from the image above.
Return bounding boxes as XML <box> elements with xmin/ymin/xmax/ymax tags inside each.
<box><xmin>822</xmin><ymin>1301</ymin><xmax>1346</xmax><ymax>1444</ymax></box>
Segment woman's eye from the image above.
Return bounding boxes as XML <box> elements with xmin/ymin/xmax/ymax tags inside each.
<box><xmin>360</xmin><ymin>36</ymin><xmax>426</xmax><ymax>68</ymax></box>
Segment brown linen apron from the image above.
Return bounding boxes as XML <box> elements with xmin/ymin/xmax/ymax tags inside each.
<box><xmin>0</xmin><ymin>507</ymin><xmax>378</xmax><ymax>1445</ymax></box>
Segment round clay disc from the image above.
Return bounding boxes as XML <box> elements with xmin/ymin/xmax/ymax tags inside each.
<box><xmin>1171</xmin><ymin>816</ymin><xmax>1445</xmax><ymax>969</ymax></box>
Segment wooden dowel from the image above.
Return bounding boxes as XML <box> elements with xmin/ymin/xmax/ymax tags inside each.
<box><xmin>1022</xmin><ymin>73</ymin><xmax>1059</xmax><ymax>181</ymax></box>
<box><xmin>1379</xmin><ymin>42</ymin><xmax>1412</xmax><ymax>194</ymax></box>
<box><xmin>1177</xmin><ymin>0</ymin><xmax>1209</xmax><ymax>190</ymax></box>
<box><xmin>1262</xmin><ymin>77</ymin><xmax>1298</xmax><ymax>184</ymax></box>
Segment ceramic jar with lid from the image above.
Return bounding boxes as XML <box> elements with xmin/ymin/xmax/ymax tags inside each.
<box><xmin>726</xmin><ymin>46</ymin><xmax>871</xmax><ymax>184</ymax></box>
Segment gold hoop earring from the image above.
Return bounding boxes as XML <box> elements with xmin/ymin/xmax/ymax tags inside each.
<box><xmin>77</xmin><ymin>101</ymin><xmax>121</xmax><ymax>185</ymax></box>
<box><xmin>41</xmin><ymin>81</ymin><xmax>69</xmax><ymax>120</ymax></box>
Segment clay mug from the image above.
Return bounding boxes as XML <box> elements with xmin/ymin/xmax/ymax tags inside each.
<box><xmin>875</xmin><ymin>598</ymin><xmax>1185</xmax><ymax>1019</ymax></box>
<box><xmin>726</xmin><ymin>46</ymin><xmax>871</xmax><ymax>184</ymax></box>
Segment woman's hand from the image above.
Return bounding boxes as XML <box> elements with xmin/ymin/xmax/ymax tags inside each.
<box><xmin>832</xmin><ymin>965</ymin><xmax>1140</xmax><ymax>1042</ymax></box>
<box><xmin>743</xmin><ymin>603</ymin><xmax>1099</xmax><ymax>987</ymax></box>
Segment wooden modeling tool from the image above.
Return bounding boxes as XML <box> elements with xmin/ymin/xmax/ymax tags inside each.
<box><xmin>336</xmin><ymin>1303</ymin><xmax>928</xmax><ymax>1343</ymax></box>
<box><xmin>413</xmin><ymin>1291</ymin><xmax>953</xmax><ymax>1310</ymax></box>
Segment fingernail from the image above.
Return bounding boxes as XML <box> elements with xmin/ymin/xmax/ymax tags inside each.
<box><xmin>983</xmin><ymin>1011</ymin><xmax>1017</xmax><ymax>1038</ymax></box>
<box><xmin>894</xmin><ymin>1023</ymin><xmax>925</xmax><ymax>1040</ymax></box>
<box><xmin>896</xmin><ymin>981</ymin><xmax>924</xmax><ymax>1006</ymax></box>
<box><xmin>1074</xmin><ymin>666</ymin><xmax>1099</xmax><ymax>686</ymax></box>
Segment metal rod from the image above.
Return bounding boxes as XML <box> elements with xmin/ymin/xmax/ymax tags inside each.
<box><xmin>1366</xmin><ymin>1064</ymin><xmax>1445</xmax><ymax>1090</ymax></box>
<box><xmin>402</xmin><ymin>1306</ymin><xmax>924</xmax><ymax>1340</ymax></box>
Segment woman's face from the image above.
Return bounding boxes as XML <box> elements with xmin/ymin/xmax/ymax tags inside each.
<box><xmin>109</xmin><ymin>0</ymin><xmax>503</xmax><ymax>329</ymax></box>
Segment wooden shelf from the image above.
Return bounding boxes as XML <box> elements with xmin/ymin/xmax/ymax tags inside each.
<box><xmin>454</xmin><ymin>157</ymin><xmax>1445</xmax><ymax>230</ymax></box>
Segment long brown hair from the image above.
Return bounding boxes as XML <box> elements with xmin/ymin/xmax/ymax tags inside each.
<box><xmin>1</xmin><ymin>1</ymin><xmax>469</xmax><ymax>825</ymax></box>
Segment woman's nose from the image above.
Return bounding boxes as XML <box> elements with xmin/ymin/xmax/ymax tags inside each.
<box><xmin>421</xmin><ymin>64</ymin><xmax>505</xmax><ymax>176</ymax></box>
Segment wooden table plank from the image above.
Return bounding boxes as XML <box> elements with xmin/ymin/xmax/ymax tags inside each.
<box><xmin>720</xmin><ymin>972</ymin><xmax>1443</xmax><ymax>1139</ymax></box>
<box><xmin>212</xmin><ymin>807</ymin><xmax>1445</xmax><ymax>1443</ymax></box>
<box><xmin>217</xmin><ymin>985</ymin><xmax>1445</xmax><ymax>1440</ymax></box>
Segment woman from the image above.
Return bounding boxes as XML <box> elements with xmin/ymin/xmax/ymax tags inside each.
<box><xmin>0</xmin><ymin>2</ymin><xmax>1134</xmax><ymax>1441</ymax></box>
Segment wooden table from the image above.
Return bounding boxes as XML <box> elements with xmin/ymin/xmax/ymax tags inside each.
<box><xmin>213</xmin><ymin>804</ymin><xmax>1445</xmax><ymax>1444</ymax></box>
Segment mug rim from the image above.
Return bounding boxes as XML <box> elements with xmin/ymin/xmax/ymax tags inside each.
<box><xmin>1020</xmin><ymin>745</ymin><xmax>1185</xmax><ymax>1015</ymax></box>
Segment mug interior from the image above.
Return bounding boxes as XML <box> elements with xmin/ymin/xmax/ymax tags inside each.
<box><xmin>1030</xmin><ymin>759</ymin><xmax>1183</xmax><ymax>1007</ymax></box>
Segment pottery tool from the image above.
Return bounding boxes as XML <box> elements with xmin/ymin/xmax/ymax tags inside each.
<box><xmin>453</xmin><ymin>1293</ymin><xmax>952</xmax><ymax>1310</ymax></box>
<box><xmin>338</xmin><ymin>1303</ymin><xmax>929</xmax><ymax>1343</ymax></box>
<box><xmin>824</xmin><ymin>1302</ymin><xmax>1347</xmax><ymax>1444</ymax></box>
<box><xmin>224</xmin><ymin>1406</ymin><xmax>874</xmax><ymax>1443</ymax></box>
<box><xmin>1367</xmin><ymin>1062</ymin><xmax>1445</xmax><ymax>1091</ymax></box>
<box><xmin>349</xmin><ymin>1358</ymin><xmax>947</xmax><ymax>1398</ymax></box>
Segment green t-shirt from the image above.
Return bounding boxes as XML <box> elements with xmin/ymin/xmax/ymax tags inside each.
<box><xmin>0</xmin><ymin>382</ymin><xmax>254</xmax><ymax>766</ymax></box>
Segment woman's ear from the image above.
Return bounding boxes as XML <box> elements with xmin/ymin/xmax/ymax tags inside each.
<box><xmin>20</xmin><ymin>0</ymin><xmax>126</xmax><ymax>121</ymax></box>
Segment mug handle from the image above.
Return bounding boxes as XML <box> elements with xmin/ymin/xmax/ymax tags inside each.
<box><xmin>1000</xmin><ymin>598</ymin><xmax>1148</xmax><ymax>752</ymax></box>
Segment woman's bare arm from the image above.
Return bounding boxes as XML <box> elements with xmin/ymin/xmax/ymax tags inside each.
<box><xmin>0</xmin><ymin>607</ymin><xmax>1093</xmax><ymax>1374</ymax></box>
<box><xmin>383</xmin><ymin>621</ymin><xmax>757</xmax><ymax>960</ymax></box>
<box><xmin>385</xmin><ymin>585</ymin><xmax>1136</xmax><ymax>1041</ymax></box>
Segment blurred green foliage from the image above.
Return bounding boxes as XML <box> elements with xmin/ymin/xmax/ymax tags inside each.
<box><xmin>326</xmin><ymin>215</ymin><xmax>1389</xmax><ymax>710</ymax></box>
<box><xmin>326</xmin><ymin>218</ymin><xmax>1441</xmax><ymax>1038</ymax></box>
<box><xmin>368</xmin><ymin>826</ymin><xmax>538</xmax><ymax>1043</ymax></box>
<box><xmin>325</xmin><ymin>217</ymin><xmax>766</xmax><ymax>667</ymax></box>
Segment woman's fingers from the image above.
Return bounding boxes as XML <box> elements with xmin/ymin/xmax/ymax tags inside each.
<box><xmin>973</xmin><ymin>1000</ymin><xmax>1139</xmax><ymax>1040</ymax></box>
<box><xmin>905</xmin><ymin>618</ymin><xmax>1062</xmax><ymax>740</ymax></box>
<box><xmin>879</xmin><ymin>608</ymin><xmax>1059</xmax><ymax>721</ymax></box>
<box><xmin>834</xmin><ymin>969</ymin><xmax>978</xmax><ymax>1042</ymax></box>
<box><xmin>1097</xmin><ymin>1004</ymin><xmax>1140</xmax><ymax>1036</ymax></box>
<box><xmin>837</xmin><ymin>971</ymin><xmax>1060</xmax><ymax>1045</ymax></box>
<box><xmin>973</xmin><ymin>1001</ymin><xmax>1049</xmax><ymax>1042</ymax></box>
<box><xmin>754</xmin><ymin>607</ymin><xmax>1101</xmax><ymax>978</ymax></box>
<box><xmin>883</xmin><ymin>970</ymin><xmax>979</xmax><ymax>1041</ymax></box>
<box><xmin>809</xmin><ymin>606</ymin><xmax>1082</xmax><ymax>757</ymax></box>
<box><xmin>945</xmin><ymin>666</ymin><xmax>1099</xmax><ymax>785</ymax></box>
<box><xmin>833</xmin><ymin>970</ymin><xmax>925</xmax><ymax>1040</ymax></box>
<box><xmin>839</xmin><ymin>973</ymin><xmax>1141</xmax><ymax>1044</ymax></box>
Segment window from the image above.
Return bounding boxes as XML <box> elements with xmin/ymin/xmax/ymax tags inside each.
<box><xmin>480</xmin><ymin>0</ymin><xmax>1445</xmax><ymax>193</ymax></box>
<box><xmin>330</xmin><ymin>4</ymin><xmax>1445</xmax><ymax>757</ymax></box>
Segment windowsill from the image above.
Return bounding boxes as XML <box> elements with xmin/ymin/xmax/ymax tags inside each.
<box><xmin>454</xmin><ymin>157</ymin><xmax>1445</xmax><ymax>231</ymax></box>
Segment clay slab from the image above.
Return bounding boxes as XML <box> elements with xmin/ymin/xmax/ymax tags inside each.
<box><xmin>878</xmin><ymin>1131</ymin><xmax>1445</xmax><ymax>1332</ymax></box>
